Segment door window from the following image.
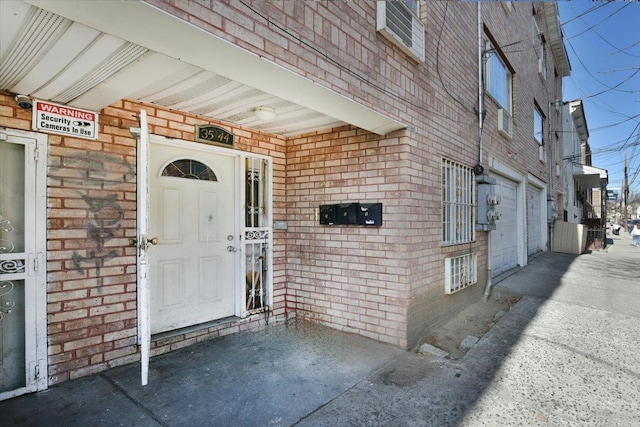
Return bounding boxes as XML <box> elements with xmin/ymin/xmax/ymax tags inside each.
<box><xmin>161</xmin><ymin>159</ymin><xmax>217</xmax><ymax>181</ymax></box>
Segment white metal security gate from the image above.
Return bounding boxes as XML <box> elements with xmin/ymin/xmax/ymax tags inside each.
<box><xmin>0</xmin><ymin>129</ymin><xmax>47</xmax><ymax>400</ymax></box>
<box><xmin>242</xmin><ymin>157</ymin><xmax>272</xmax><ymax>317</ymax></box>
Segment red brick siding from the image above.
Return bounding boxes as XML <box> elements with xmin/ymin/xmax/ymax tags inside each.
<box><xmin>286</xmin><ymin>128</ymin><xmax>412</xmax><ymax>347</ymax></box>
<box><xmin>1</xmin><ymin>93</ymin><xmax>288</xmax><ymax>384</ymax></box>
<box><xmin>0</xmin><ymin>0</ymin><xmax>564</xmax><ymax>383</ymax></box>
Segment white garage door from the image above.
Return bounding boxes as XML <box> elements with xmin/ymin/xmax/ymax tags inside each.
<box><xmin>492</xmin><ymin>177</ymin><xmax>518</xmax><ymax>276</ymax></box>
<box><xmin>527</xmin><ymin>184</ymin><xmax>542</xmax><ymax>256</ymax></box>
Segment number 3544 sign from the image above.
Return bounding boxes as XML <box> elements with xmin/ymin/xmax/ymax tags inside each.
<box><xmin>195</xmin><ymin>125</ymin><xmax>234</xmax><ymax>148</ymax></box>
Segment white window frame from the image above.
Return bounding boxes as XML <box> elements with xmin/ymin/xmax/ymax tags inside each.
<box><xmin>534</xmin><ymin>104</ymin><xmax>547</xmax><ymax>162</ymax></box>
<box><xmin>442</xmin><ymin>159</ymin><xmax>475</xmax><ymax>245</ymax></box>
<box><xmin>534</xmin><ymin>105</ymin><xmax>544</xmax><ymax>145</ymax></box>
<box><xmin>485</xmin><ymin>40</ymin><xmax>513</xmax><ymax>115</ymax></box>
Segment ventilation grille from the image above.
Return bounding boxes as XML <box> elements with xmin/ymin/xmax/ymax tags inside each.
<box><xmin>445</xmin><ymin>253</ymin><xmax>477</xmax><ymax>294</ymax></box>
<box><xmin>376</xmin><ymin>2</ymin><xmax>425</xmax><ymax>62</ymax></box>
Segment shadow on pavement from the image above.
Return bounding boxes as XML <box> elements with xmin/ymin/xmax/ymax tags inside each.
<box><xmin>3</xmin><ymin>231</ymin><xmax>638</xmax><ymax>426</ymax></box>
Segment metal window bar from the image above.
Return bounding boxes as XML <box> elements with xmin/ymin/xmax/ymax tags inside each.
<box><xmin>243</xmin><ymin>157</ymin><xmax>270</xmax><ymax>316</ymax></box>
<box><xmin>245</xmin><ymin>158</ymin><xmax>263</xmax><ymax>228</ymax></box>
<box><xmin>445</xmin><ymin>253</ymin><xmax>478</xmax><ymax>294</ymax></box>
<box><xmin>245</xmin><ymin>238</ymin><xmax>267</xmax><ymax>313</ymax></box>
<box><xmin>442</xmin><ymin>160</ymin><xmax>474</xmax><ymax>245</ymax></box>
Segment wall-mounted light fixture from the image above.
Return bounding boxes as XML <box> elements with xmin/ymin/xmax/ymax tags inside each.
<box><xmin>253</xmin><ymin>106</ymin><xmax>276</xmax><ymax>121</ymax></box>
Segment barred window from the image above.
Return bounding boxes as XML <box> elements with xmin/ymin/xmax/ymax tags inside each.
<box><xmin>442</xmin><ymin>159</ymin><xmax>474</xmax><ymax>245</ymax></box>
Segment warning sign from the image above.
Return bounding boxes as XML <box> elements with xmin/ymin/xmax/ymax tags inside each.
<box><xmin>32</xmin><ymin>100</ymin><xmax>98</xmax><ymax>140</ymax></box>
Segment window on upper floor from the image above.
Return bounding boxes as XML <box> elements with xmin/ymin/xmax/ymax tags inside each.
<box><xmin>533</xmin><ymin>12</ymin><xmax>547</xmax><ymax>79</ymax></box>
<box><xmin>485</xmin><ymin>40</ymin><xmax>512</xmax><ymax>113</ymax></box>
<box><xmin>485</xmin><ymin>39</ymin><xmax>513</xmax><ymax>138</ymax></box>
<box><xmin>534</xmin><ymin>105</ymin><xmax>547</xmax><ymax>162</ymax></box>
<box><xmin>376</xmin><ymin>1</ymin><xmax>425</xmax><ymax>62</ymax></box>
<box><xmin>534</xmin><ymin>106</ymin><xmax>544</xmax><ymax>145</ymax></box>
<box><xmin>442</xmin><ymin>159</ymin><xmax>475</xmax><ymax>245</ymax></box>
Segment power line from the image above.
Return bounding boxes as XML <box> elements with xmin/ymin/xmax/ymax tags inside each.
<box><xmin>238</xmin><ymin>0</ymin><xmax>479</xmax><ymax>127</ymax></box>
<box><xmin>562</xmin><ymin>2</ymin><xmax>632</xmax><ymax>42</ymax></box>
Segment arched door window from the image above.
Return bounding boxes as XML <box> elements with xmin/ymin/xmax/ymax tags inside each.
<box><xmin>161</xmin><ymin>159</ymin><xmax>217</xmax><ymax>181</ymax></box>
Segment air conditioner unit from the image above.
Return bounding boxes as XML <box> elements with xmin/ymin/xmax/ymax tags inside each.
<box><xmin>538</xmin><ymin>57</ymin><xmax>546</xmax><ymax>79</ymax></box>
<box><xmin>377</xmin><ymin>1</ymin><xmax>425</xmax><ymax>62</ymax></box>
<box><xmin>445</xmin><ymin>253</ymin><xmax>478</xmax><ymax>294</ymax></box>
<box><xmin>539</xmin><ymin>144</ymin><xmax>547</xmax><ymax>163</ymax></box>
<box><xmin>497</xmin><ymin>108</ymin><xmax>513</xmax><ymax>138</ymax></box>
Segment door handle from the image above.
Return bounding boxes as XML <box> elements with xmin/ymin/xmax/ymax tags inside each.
<box><xmin>135</xmin><ymin>236</ymin><xmax>160</xmax><ymax>251</ymax></box>
<box><xmin>227</xmin><ymin>246</ymin><xmax>238</xmax><ymax>252</ymax></box>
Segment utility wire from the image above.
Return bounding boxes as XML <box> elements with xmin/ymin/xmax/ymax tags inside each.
<box><xmin>562</xmin><ymin>2</ymin><xmax>632</xmax><ymax>42</ymax></box>
<box><xmin>436</xmin><ymin>1</ymin><xmax>473</xmax><ymax>113</ymax></box>
<box><xmin>238</xmin><ymin>0</ymin><xmax>478</xmax><ymax>127</ymax></box>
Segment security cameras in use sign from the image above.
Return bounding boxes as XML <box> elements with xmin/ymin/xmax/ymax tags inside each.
<box><xmin>32</xmin><ymin>100</ymin><xmax>98</xmax><ymax>140</ymax></box>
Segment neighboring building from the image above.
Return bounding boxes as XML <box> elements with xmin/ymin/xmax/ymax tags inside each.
<box><xmin>0</xmin><ymin>1</ymin><xmax>568</xmax><ymax>398</ymax></box>
<box><xmin>561</xmin><ymin>100</ymin><xmax>608</xmax><ymax>224</ymax></box>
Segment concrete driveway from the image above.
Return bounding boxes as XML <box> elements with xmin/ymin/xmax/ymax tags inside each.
<box><xmin>2</xmin><ymin>232</ymin><xmax>639</xmax><ymax>426</ymax></box>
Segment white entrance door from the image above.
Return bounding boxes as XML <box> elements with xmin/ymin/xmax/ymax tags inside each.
<box><xmin>492</xmin><ymin>177</ymin><xmax>518</xmax><ymax>276</ymax></box>
<box><xmin>527</xmin><ymin>184</ymin><xmax>542</xmax><ymax>256</ymax></box>
<box><xmin>0</xmin><ymin>129</ymin><xmax>47</xmax><ymax>400</ymax></box>
<box><xmin>149</xmin><ymin>139</ymin><xmax>237</xmax><ymax>334</ymax></box>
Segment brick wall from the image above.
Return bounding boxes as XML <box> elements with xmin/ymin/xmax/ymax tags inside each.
<box><xmin>286</xmin><ymin>127</ymin><xmax>412</xmax><ymax>347</ymax></box>
<box><xmin>143</xmin><ymin>0</ymin><xmax>519</xmax><ymax>349</ymax></box>
<box><xmin>0</xmin><ymin>92</ymin><xmax>289</xmax><ymax>384</ymax></box>
<box><xmin>0</xmin><ymin>0</ymin><xmax>566</xmax><ymax>383</ymax></box>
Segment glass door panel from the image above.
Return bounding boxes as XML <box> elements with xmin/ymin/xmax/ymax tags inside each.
<box><xmin>0</xmin><ymin>140</ymin><xmax>27</xmax><ymax>393</ymax></box>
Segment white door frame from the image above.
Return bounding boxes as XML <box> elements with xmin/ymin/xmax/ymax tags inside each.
<box><xmin>0</xmin><ymin>128</ymin><xmax>48</xmax><ymax>400</ymax></box>
<box><xmin>133</xmin><ymin>111</ymin><xmax>151</xmax><ymax>386</ymax></box>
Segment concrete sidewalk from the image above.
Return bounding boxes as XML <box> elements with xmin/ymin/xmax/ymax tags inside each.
<box><xmin>2</xmin><ymin>232</ymin><xmax>639</xmax><ymax>426</ymax></box>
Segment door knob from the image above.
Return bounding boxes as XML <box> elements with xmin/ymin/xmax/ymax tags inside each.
<box><xmin>227</xmin><ymin>245</ymin><xmax>238</xmax><ymax>252</ymax></box>
<box><xmin>149</xmin><ymin>237</ymin><xmax>159</xmax><ymax>245</ymax></box>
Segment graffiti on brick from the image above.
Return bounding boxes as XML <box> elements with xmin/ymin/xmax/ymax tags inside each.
<box><xmin>50</xmin><ymin>152</ymin><xmax>134</xmax><ymax>276</ymax></box>
<box><xmin>59</xmin><ymin>152</ymin><xmax>135</xmax><ymax>186</ymax></box>
<box><xmin>72</xmin><ymin>193</ymin><xmax>122</xmax><ymax>275</ymax></box>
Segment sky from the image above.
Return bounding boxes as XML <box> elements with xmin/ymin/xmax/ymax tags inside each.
<box><xmin>557</xmin><ymin>1</ymin><xmax>640</xmax><ymax>195</ymax></box>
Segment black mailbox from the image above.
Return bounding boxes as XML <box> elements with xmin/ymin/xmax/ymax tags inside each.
<box><xmin>335</xmin><ymin>203</ymin><xmax>358</xmax><ymax>225</ymax></box>
<box><xmin>319</xmin><ymin>204</ymin><xmax>336</xmax><ymax>225</ymax></box>
<box><xmin>358</xmin><ymin>203</ymin><xmax>382</xmax><ymax>226</ymax></box>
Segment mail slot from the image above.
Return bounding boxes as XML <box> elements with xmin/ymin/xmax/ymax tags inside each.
<box><xmin>335</xmin><ymin>203</ymin><xmax>358</xmax><ymax>225</ymax></box>
<box><xmin>358</xmin><ymin>203</ymin><xmax>382</xmax><ymax>226</ymax></box>
<box><xmin>319</xmin><ymin>204</ymin><xmax>336</xmax><ymax>225</ymax></box>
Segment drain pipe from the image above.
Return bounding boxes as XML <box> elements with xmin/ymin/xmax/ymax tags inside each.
<box><xmin>477</xmin><ymin>2</ymin><xmax>484</xmax><ymax>169</ymax></box>
<box><xmin>476</xmin><ymin>2</ymin><xmax>493</xmax><ymax>302</ymax></box>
